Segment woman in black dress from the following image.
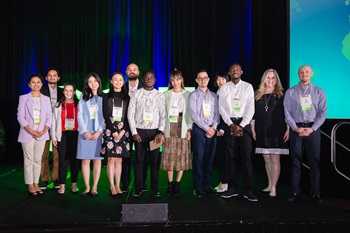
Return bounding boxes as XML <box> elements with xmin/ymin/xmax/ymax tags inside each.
<box><xmin>251</xmin><ymin>69</ymin><xmax>289</xmax><ymax>198</ymax></box>
<box><xmin>101</xmin><ymin>72</ymin><xmax>130</xmax><ymax>197</ymax></box>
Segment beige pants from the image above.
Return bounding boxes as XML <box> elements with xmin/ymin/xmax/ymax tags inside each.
<box><xmin>22</xmin><ymin>139</ymin><xmax>46</xmax><ymax>184</ymax></box>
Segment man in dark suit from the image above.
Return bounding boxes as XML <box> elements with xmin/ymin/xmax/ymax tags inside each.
<box><xmin>121</xmin><ymin>63</ymin><xmax>144</xmax><ymax>192</ymax></box>
<box><xmin>39</xmin><ymin>68</ymin><xmax>63</xmax><ymax>189</ymax></box>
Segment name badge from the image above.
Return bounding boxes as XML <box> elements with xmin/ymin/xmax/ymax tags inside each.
<box><xmin>300</xmin><ymin>95</ymin><xmax>312</xmax><ymax>111</ymax></box>
<box><xmin>90</xmin><ymin>105</ymin><xmax>97</xmax><ymax>119</ymax></box>
<box><xmin>143</xmin><ymin>110</ymin><xmax>153</xmax><ymax>125</ymax></box>
<box><xmin>169</xmin><ymin>106</ymin><xmax>179</xmax><ymax>123</ymax></box>
<box><xmin>34</xmin><ymin>109</ymin><xmax>40</xmax><ymax>125</ymax></box>
<box><xmin>65</xmin><ymin>118</ymin><xmax>75</xmax><ymax>130</ymax></box>
<box><xmin>232</xmin><ymin>98</ymin><xmax>242</xmax><ymax>112</ymax></box>
<box><xmin>113</xmin><ymin>106</ymin><xmax>123</xmax><ymax>121</ymax></box>
<box><xmin>203</xmin><ymin>101</ymin><xmax>211</xmax><ymax>118</ymax></box>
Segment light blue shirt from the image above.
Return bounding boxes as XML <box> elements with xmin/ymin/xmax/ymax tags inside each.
<box><xmin>188</xmin><ymin>87</ymin><xmax>219</xmax><ymax>132</ymax></box>
<box><xmin>284</xmin><ymin>83</ymin><xmax>327</xmax><ymax>131</ymax></box>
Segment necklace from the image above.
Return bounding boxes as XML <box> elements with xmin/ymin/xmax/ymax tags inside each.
<box><xmin>264</xmin><ymin>94</ymin><xmax>272</xmax><ymax>112</ymax></box>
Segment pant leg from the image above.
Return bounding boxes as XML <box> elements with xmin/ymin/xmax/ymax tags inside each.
<box><xmin>134</xmin><ymin>129</ymin><xmax>148</xmax><ymax>191</ymax></box>
<box><xmin>57</xmin><ymin>133</ymin><xmax>69</xmax><ymax>185</ymax></box>
<box><xmin>239</xmin><ymin>125</ymin><xmax>253</xmax><ymax>192</ymax></box>
<box><xmin>191</xmin><ymin>124</ymin><xmax>206</xmax><ymax>190</ymax></box>
<box><xmin>22</xmin><ymin>139</ymin><xmax>35</xmax><ymax>184</ymax></box>
<box><xmin>66</xmin><ymin>131</ymin><xmax>79</xmax><ymax>183</ymax></box>
<box><xmin>51</xmin><ymin>144</ymin><xmax>59</xmax><ymax>180</ymax></box>
<box><xmin>289</xmin><ymin>130</ymin><xmax>303</xmax><ymax>195</ymax></box>
<box><xmin>224</xmin><ymin>125</ymin><xmax>238</xmax><ymax>189</ymax></box>
<box><xmin>147</xmin><ymin>129</ymin><xmax>160</xmax><ymax>192</ymax></box>
<box><xmin>40</xmin><ymin>140</ymin><xmax>50</xmax><ymax>181</ymax></box>
<box><xmin>33</xmin><ymin>140</ymin><xmax>46</xmax><ymax>183</ymax></box>
<box><xmin>304</xmin><ymin>129</ymin><xmax>321</xmax><ymax>196</ymax></box>
<box><xmin>202</xmin><ymin>135</ymin><xmax>216</xmax><ymax>190</ymax></box>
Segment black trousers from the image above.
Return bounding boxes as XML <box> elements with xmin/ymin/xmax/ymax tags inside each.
<box><xmin>134</xmin><ymin>129</ymin><xmax>160</xmax><ymax>192</ymax></box>
<box><xmin>289</xmin><ymin>129</ymin><xmax>321</xmax><ymax>196</ymax></box>
<box><xmin>224</xmin><ymin>124</ymin><xmax>253</xmax><ymax>192</ymax></box>
<box><xmin>57</xmin><ymin>131</ymin><xmax>79</xmax><ymax>184</ymax></box>
<box><xmin>121</xmin><ymin>139</ymin><xmax>148</xmax><ymax>189</ymax></box>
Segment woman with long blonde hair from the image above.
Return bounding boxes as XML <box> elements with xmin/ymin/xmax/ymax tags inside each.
<box><xmin>251</xmin><ymin>68</ymin><xmax>289</xmax><ymax>198</ymax></box>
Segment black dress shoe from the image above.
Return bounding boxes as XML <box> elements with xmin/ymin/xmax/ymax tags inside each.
<box><xmin>193</xmin><ymin>190</ymin><xmax>202</xmax><ymax>198</ymax></box>
<box><xmin>202</xmin><ymin>188</ymin><xmax>217</xmax><ymax>196</ymax></box>
<box><xmin>313</xmin><ymin>195</ymin><xmax>323</xmax><ymax>204</ymax></box>
<box><xmin>259</xmin><ymin>190</ymin><xmax>270</xmax><ymax>194</ymax></box>
<box><xmin>287</xmin><ymin>193</ymin><xmax>298</xmax><ymax>202</ymax></box>
<box><xmin>268</xmin><ymin>194</ymin><xmax>277</xmax><ymax>199</ymax></box>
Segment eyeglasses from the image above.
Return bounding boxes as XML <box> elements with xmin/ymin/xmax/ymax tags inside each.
<box><xmin>197</xmin><ymin>77</ymin><xmax>209</xmax><ymax>81</ymax></box>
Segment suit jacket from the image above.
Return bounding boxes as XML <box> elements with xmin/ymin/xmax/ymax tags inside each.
<box><xmin>40</xmin><ymin>85</ymin><xmax>63</xmax><ymax>102</ymax></box>
<box><xmin>17</xmin><ymin>93</ymin><xmax>52</xmax><ymax>143</ymax></box>
<box><xmin>124</xmin><ymin>80</ymin><xmax>144</xmax><ymax>96</ymax></box>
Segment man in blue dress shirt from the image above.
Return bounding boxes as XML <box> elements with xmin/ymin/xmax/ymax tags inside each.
<box><xmin>188</xmin><ymin>69</ymin><xmax>220</xmax><ymax>198</ymax></box>
<box><xmin>284</xmin><ymin>65</ymin><xmax>327</xmax><ymax>204</ymax></box>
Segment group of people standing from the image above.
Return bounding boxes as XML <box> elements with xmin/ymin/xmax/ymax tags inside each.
<box><xmin>17</xmin><ymin>63</ymin><xmax>327</xmax><ymax>204</ymax></box>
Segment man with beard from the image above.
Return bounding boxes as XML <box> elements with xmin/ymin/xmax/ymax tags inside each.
<box><xmin>218</xmin><ymin>63</ymin><xmax>258</xmax><ymax>201</ymax></box>
<box><xmin>127</xmin><ymin>70</ymin><xmax>165</xmax><ymax>198</ymax></box>
<box><xmin>39</xmin><ymin>68</ymin><xmax>63</xmax><ymax>189</ymax></box>
<box><xmin>121</xmin><ymin>63</ymin><xmax>144</xmax><ymax>192</ymax></box>
<box><xmin>125</xmin><ymin>63</ymin><xmax>144</xmax><ymax>97</ymax></box>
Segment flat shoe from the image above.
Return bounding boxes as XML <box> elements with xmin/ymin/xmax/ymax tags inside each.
<box><xmin>268</xmin><ymin>194</ymin><xmax>277</xmax><ymax>199</ymax></box>
<box><xmin>57</xmin><ymin>188</ymin><xmax>65</xmax><ymax>195</ymax></box>
<box><xmin>216</xmin><ymin>186</ymin><xmax>228</xmax><ymax>193</ymax></box>
<box><xmin>71</xmin><ymin>187</ymin><xmax>80</xmax><ymax>193</ymax></box>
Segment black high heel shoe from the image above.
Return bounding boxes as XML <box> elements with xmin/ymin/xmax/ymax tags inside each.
<box><xmin>90</xmin><ymin>191</ymin><xmax>98</xmax><ymax>197</ymax></box>
<box><xmin>28</xmin><ymin>190</ymin><xmax>38</xmax><ymax>196</ymax></box>
<box><xmin>109</xmin><ymin>190</ymin><xmax>118</xmax><ymax>197</ymax></box>
<box><xmin>81</xmin><ymin>191</ymin><xmax>90</xmax><ymax>198</ymax></box>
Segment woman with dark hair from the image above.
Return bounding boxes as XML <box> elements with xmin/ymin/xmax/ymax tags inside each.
<box><xmin>51</xmin><ymin>83</ymin><xmax>80</xmax><ymax>194</ymax></box>
<box><xmin>101</xmin><ymin>72</ymin><xmax>130</xmax><ymax>197</ymax></box>
<box><xmin>77</xmin><ymin>72</ymin><xmax>105</xmax><ymax>197</ymax></box>
<box><xmin>160</xmin><ymin>69</ymin><xmax>192</xmax><ymax>197</ymax></box>
<box><xmin>17</xmin><ymin>73</ymin><xmax>52</xmax><ymax>196</ymax></box>
<box><xmin>214</xmin><ymin>71</ymin><xmax>230</xmax><ymax>193</ymax></box>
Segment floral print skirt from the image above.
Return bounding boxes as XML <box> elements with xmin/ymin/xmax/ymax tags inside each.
<box><xmin>101</xmin><ymin>120</ymin><xmax>130</xmax><ymax>158</ymax></box>
<box><xmin>161</xmin><ymin>116</ymin><xmax>192</xmax><ymax>171</ymax></box>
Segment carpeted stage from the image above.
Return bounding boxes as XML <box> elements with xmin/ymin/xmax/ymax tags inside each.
<box><xmin>0</xmin><ymin>161</ymin><xmax>349</xmax><ymax>233</ymax></box>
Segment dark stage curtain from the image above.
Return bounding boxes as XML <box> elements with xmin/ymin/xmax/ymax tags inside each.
<box><xmin>0</xmin><ymin>0</ymin><xmax>288</xmax><ymax>162</ymax></box>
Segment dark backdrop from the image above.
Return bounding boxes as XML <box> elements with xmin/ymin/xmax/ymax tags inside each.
<box><xmin>0</xmin><ymin>0</ymin><xmax>289</xmax><ymax>161</ymax></box>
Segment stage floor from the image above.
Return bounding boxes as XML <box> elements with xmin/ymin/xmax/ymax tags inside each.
<box><xmin>0</xmin><ymin>161</ymin><xmax>349</xmax><ymax>233</ymax></box>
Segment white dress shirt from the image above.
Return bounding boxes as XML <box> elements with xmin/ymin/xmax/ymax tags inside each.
<box><xmin>218</xmin><ymin>80</ymin><xmax>255</xmax><ymax>128</ymax></box>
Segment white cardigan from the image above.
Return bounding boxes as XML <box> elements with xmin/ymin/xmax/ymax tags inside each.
<box><xmin>51</xmin><ymin>105</ymin><xmax>63</xmax><ymax>142</ymax></box>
